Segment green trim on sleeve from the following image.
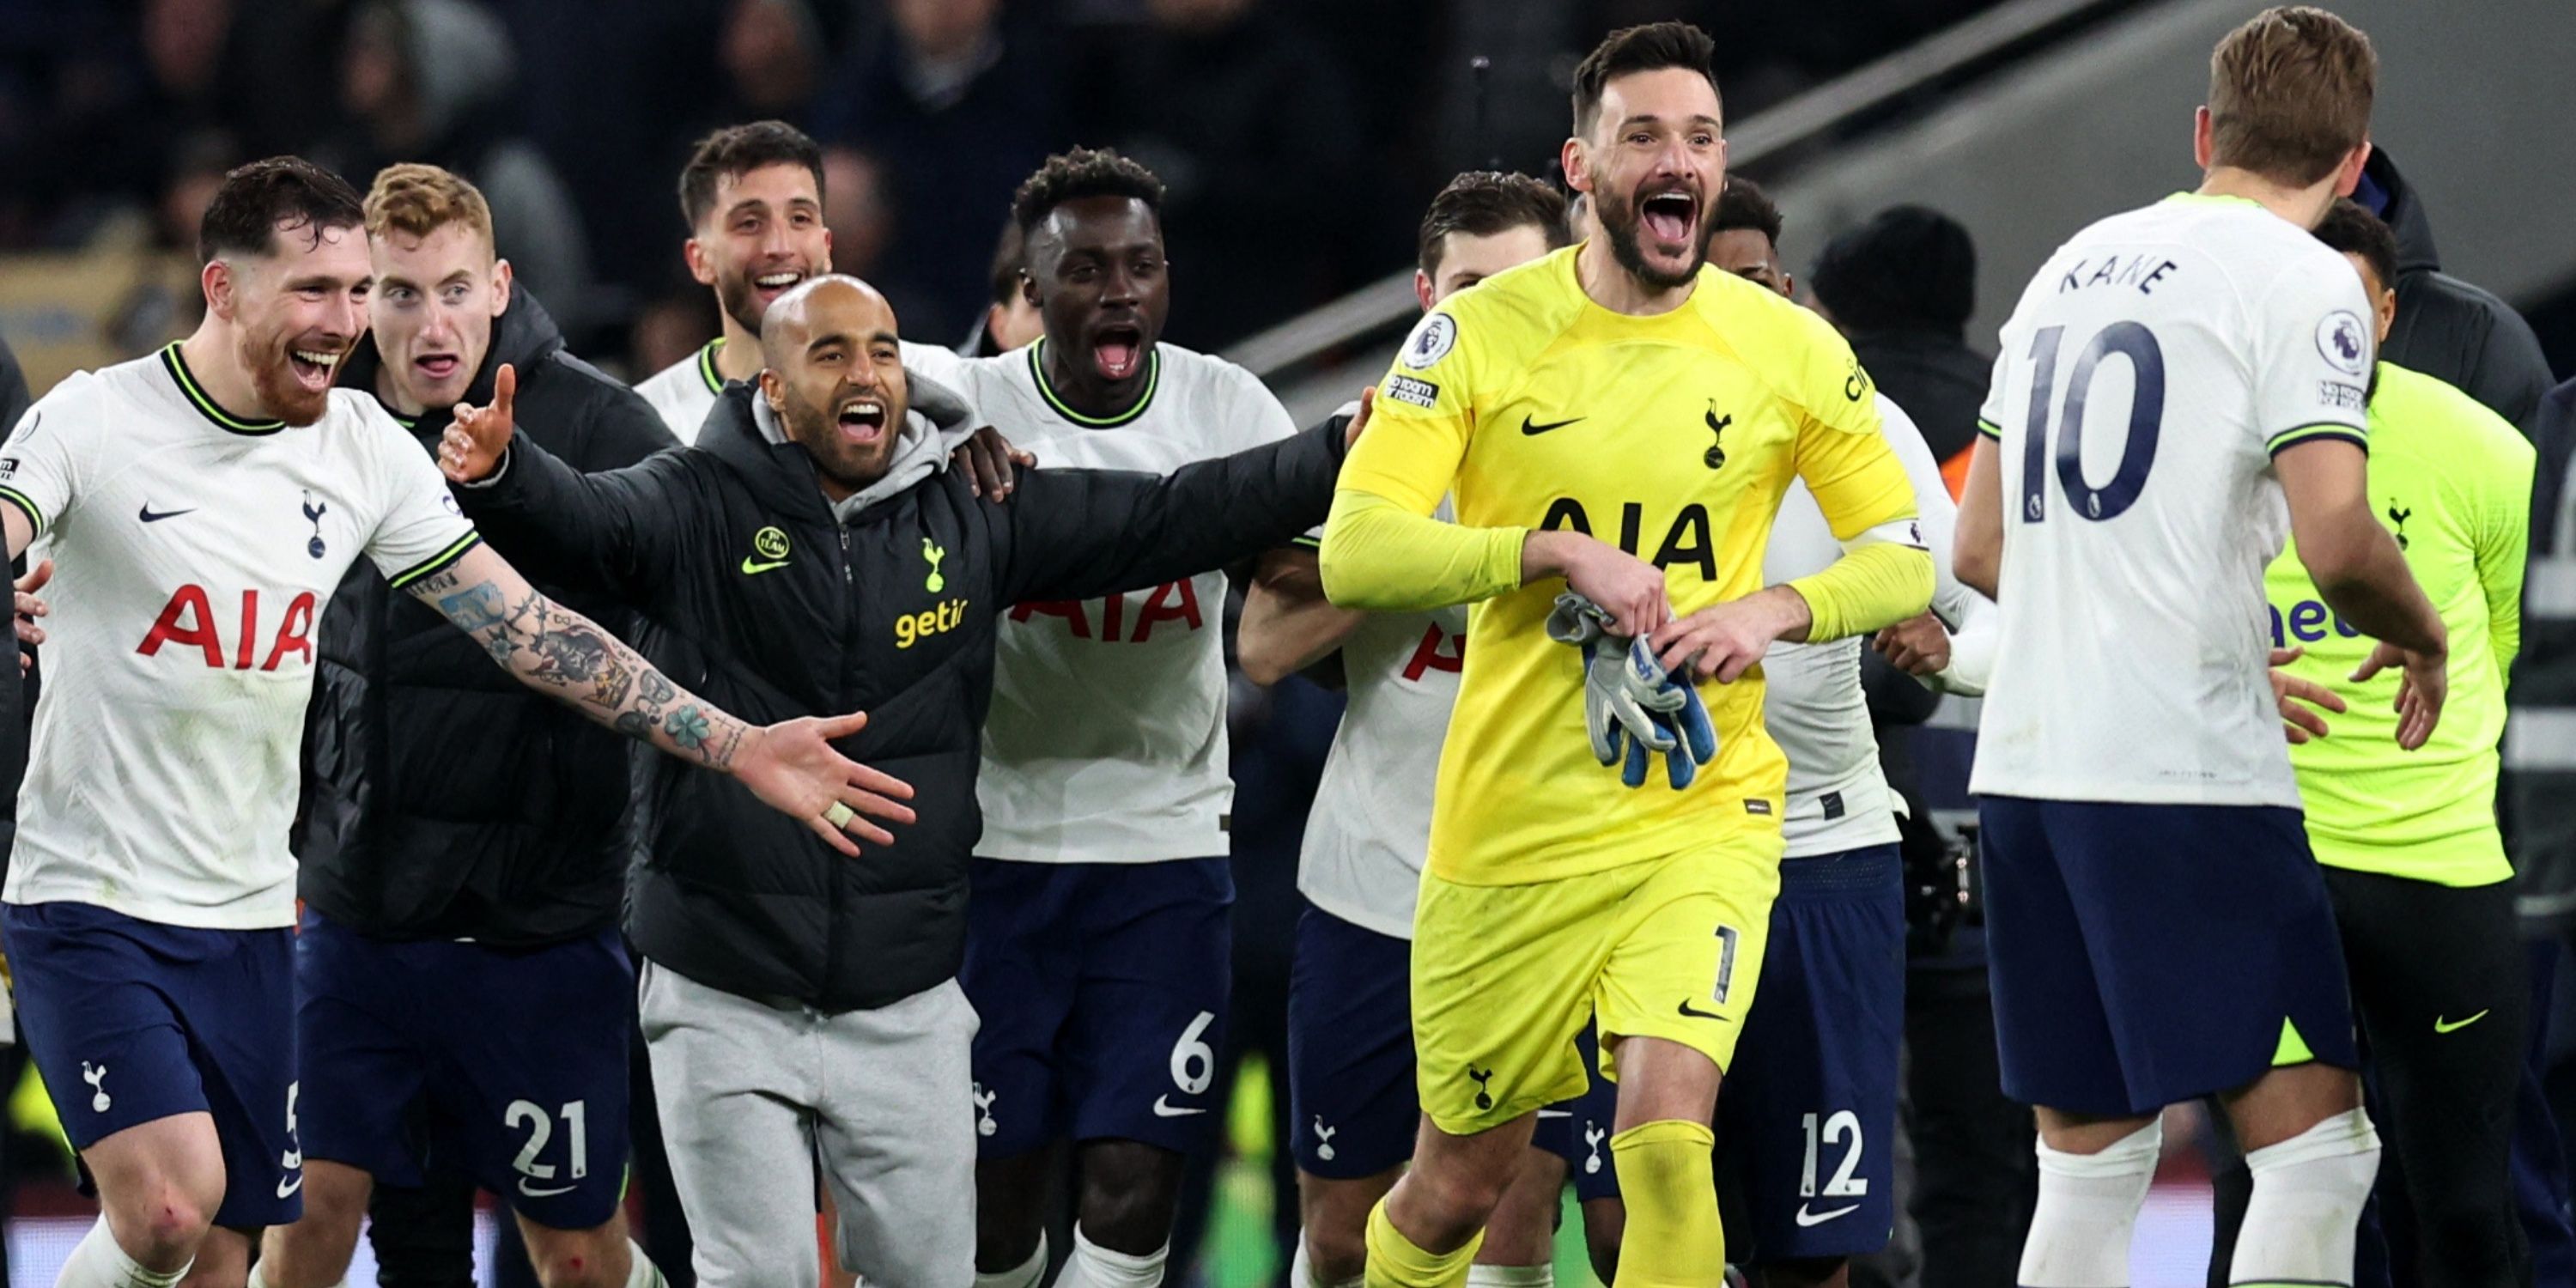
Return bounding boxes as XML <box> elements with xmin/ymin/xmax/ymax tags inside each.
<box><xmin>1976</xmin><ymin>418</ymin><xmax>2002</xmax><ymax>440</ymax></box>
<box><xmin>0</xmin><ymin>484</ymin><xmax>43</xmax><ymax>536</ymax></box>
<box><xmin>2267</xmin><ymin>422</ymin><xmax>2368</xmax><ymax>457</ymax></box>
<box><xmin>386</xmin><ymin>532</ymin><xmax>484</xmax><ymax>591</ymax></box>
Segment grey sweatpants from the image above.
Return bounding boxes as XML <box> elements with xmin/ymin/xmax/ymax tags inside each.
<box><xmin>639</xmin><ymin>961</ymin><xmax>979</xmax><ymax>1288</ymax></box>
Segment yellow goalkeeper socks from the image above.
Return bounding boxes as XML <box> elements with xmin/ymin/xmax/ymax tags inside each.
<box><xmin>1364</xmin><ymin>1198</ymin><xmax>1483</xmax><ymax>1288</ymax></box>
<box><xmin>1610</xmin><ymin>1120</ymin><xmax>1726</xmax><ymax>1286</ymax></box>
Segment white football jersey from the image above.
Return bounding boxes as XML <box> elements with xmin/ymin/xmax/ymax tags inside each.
<box><xmin>1970</xmin><ymin>195</ymin><xmax>2374</xmax><ymax>806</ymax></box>
<box><xmin>635</xmin><ymin>338</ymin><xmax>725</xmax><ymax>445</ymax></box>
<box><xmin>907</xmin><ymin>339</ymin><xmax>1298</xmax><ymax>862</ymax></box>
<box><xmin>0</xmin><ymin>345</ymin><xmax>480</xmax><ymax>928</ymax></box>
<box><xmin>1295</xmin><ymin>482</ymin><xmax>1466</xmax><ymax>938</ymax></box>
<box><xmin>1763</xmin><ymin>395</ymin><xmax>1973</xmax><ymax>856</ymax></box>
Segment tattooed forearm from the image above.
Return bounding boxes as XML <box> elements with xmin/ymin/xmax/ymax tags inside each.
<box><xmin>417</xmin><ymin>569</ymin><xmax>752</xmax><ymax>774</ymax></box>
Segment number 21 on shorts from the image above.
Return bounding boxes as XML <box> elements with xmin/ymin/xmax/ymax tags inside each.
<box><xmin>506</xmin><ymin>1098</ymin><xmax>589</xmax><ymax>1196</ymax></box>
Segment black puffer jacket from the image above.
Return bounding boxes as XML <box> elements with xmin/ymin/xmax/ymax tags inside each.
<box><xmin>2366</xmin><ymin>149</ymin><xmax>2556</xmax><ymax>433</ymax></box>
<box><xmin>455</xmin><ymin>385</ymin><xmax>1346</xmax><ymax>1011</ymax></box>
<box><xmin>297</xmin><ymin>289</ymin><xmax>675</xmax><ymax>945</ymax></box>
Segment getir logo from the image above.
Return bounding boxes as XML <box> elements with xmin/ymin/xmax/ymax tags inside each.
<box><xmin>897</xmin><ymin>598</ymin><xmax>972</xmax><ymax>649</ymax></box>
<box><xmin>137</xmin><ymin>586</ymin><xmax>317</xmax><ymax>671</ymax></box>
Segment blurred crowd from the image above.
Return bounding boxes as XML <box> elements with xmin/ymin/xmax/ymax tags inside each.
<box><xmin>0</xmin><ymin>0</ymin><xmax>2014</xmax><ymax>374</ymax></box>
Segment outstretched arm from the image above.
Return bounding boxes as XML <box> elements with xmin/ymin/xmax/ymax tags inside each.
<box><xmin>997</xmin><ymin>408</ymin><xmax>1359</xmax><ymax>605</ymax></box>
<box><xmin>438</xmin><ymin>364</ymin><xmax>685</xmax><ymax>601</ymax></box>
<box><xmin>406</xmin><ymin>543</ymin><xmax>916</xmax><ymax>854</ymax></box>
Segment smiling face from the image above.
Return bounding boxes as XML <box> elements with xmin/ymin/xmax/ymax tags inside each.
<box><xmin>758</xmin><ymin>276</ymin><xmax>908</xmax><ymax>499</ymax></box>
<box><xmin>369</xmin><ymin>220</ymin><xmax>510</xmax><ymax>415</ymax></box>
<box><xmin>1570</xmin><ymin>66</ymin><xmax>1727</xmax><ymax>292</ymax></box>
<box><xmin>1025</xmin><ymin>195</ymin><xmax>1170</xmax><ymax>388</ymax></box>
<box><xmin>689</xmin><ymin>161</ymin><xmax>833</xmax><ymax>336</ymax></box>
<box><xmin>210</xmin><ymin>217</ymin><xmax>375</xmax><ymax>425</ymax></box>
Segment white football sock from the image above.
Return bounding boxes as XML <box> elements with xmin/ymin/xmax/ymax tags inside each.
<box><xmin>60</xmin><ymin>1216</ymin><xmax>190</xmax><ymax>1288</ymax></box>
<box><xmin>2230</xmin><ymin>1107</ymin><xmax>2380</xmax><ymax>1287</ymax></box>
<box><xmin>2017</xmin><ymin>1119</ymin><xmax>2162</xmax><ymax>1287</ymax></box>
<box><xmin>974</xmin><ymin>1230</ymin><xmax>1048</xmax><ymax>1288</ymax></box>
<box><xmin>1289</xmin><ymin>1233</ymin><xmax>1364</xmax><ymax>1288</ymax></box>
<box><xmin>1466</xmin><ymin>1264</ymin><xmax>1556</xmax><ymax>1285</ymax></box>
<box><xmin>1055</xmin><ymin>1225</ymin><xmax>1164</xmax><ymax>1288</ymax></box>
<box><xmin>626</xmin><ymin>1240</ymin><xmax>671</xmax><ymax>1288</ymax></box>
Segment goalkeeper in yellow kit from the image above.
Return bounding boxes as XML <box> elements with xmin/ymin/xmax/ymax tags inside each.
<box><xmin>1315</xmin><ymin>21</ymin><xmax>1934</xmax><ymax>1288</ymax></box>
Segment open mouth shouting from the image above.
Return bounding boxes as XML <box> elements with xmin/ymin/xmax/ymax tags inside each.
<box><xmin>835</xmin><ymin>393</ymin><xmax>889</xmax><ymax>446</ymax></box>
<box><xmin>1639</xmin><ymin>186</ymin><xmax>1699</xmax><ymax>250</ymax></box>
<box><xmin>289</xmin><ymin>344</ymin><xmax>344</xmax><ymax>392</ymax></box>
<box><xmin>1091</xmin><ymin>322</ymin><xmax>1145</xmax><ymax>381</ymax></box>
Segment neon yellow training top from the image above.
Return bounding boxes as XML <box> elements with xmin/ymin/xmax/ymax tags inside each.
<box><xmin>2266</xmin><ymin>361</ymin><xmax>2532</xmax><ymax>886</ymax></box>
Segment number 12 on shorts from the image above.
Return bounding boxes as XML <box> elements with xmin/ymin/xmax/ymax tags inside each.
<box><xmin>1801</xmin><ymin>1110</ymin><xmax>1868</xmax><ymax>1199</ymax></box>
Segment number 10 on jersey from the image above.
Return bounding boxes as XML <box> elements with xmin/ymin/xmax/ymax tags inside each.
<box><xmin>2018</xmin><ymin>322</ymin><xmax>2167</xmax><ymax>524</ymax></box>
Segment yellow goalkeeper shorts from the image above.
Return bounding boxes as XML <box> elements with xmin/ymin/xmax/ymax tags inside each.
<box><xmin>1408</xmin><ymin>830</ymin><xmax>1783</xmax><ymax>1137</ymax></box>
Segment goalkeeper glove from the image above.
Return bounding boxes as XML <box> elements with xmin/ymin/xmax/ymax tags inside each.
<box><xmin>1546</xmin><ymin>592</ymin><xmax>1719</xmax><ymax>789</ymax></box>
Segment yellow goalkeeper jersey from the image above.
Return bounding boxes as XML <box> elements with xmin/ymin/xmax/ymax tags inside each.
<box><xmin>1323</xmin><ymin>246</ymin><xmax>1922</xmax><ymax>885</ymax></box>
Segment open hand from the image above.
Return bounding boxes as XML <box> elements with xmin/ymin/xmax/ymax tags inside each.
<box><xmin>2267</xmin><ymin>646</ymin><xmax>2345</xmax><ymax>744</ymax></box>
<box><xmin>2352</xmin><ymin>640</ymin><xmax>2447</xmax><ymax>750</ymax></box>
<box><xmin>732</xmin><ymin>710</ymin><xmax>919</xmax><ymax>855</ymax></box>
<box><xmin>439</xmin><ymin>362</ymin><xmax>517</xmax><ymax>484</ymax></box>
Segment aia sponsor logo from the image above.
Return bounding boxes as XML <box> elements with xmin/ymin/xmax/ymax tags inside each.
<box><xmin>137</xmin><ymin>586</ymin><xmax>317</xmax><ymax>671</ymax></box>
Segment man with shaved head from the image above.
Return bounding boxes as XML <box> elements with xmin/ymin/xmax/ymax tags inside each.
<box><xmin>435</xmin><ymin>271</ymin><xmax>1362</xmax><ymax>1288</ymax></box>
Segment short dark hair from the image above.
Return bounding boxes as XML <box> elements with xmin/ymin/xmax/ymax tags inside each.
<box><xmin>1571</xmin><ymin>22</ymin><xmax>1720</xmax><ymax>136</ymax></box>
<box><xmin>987</xmin><ymin>221</ymin><xmax>1028</xmax><ymax>307</ymax></box>
<box><xmin>678</xmin><ymin>120</ymin><xmax>826</xmax><ymax>230</ymax></box>
<box><xmin>1012</xmin><ymin>148</ymin><xmax>1164</xmax><ymax>237</ymax></box>
<box><xmin>1809</xmin><ymin>205</ymin><xmax>1978</xmax><ymax>337</ymax></box>
<box><xmin>197</xmin><ymin>156</ymin><xmax>365</xmax><ymax>265</ymax></box>
<box><xmin>1711</xmin><ymin>175</ymin><xmax>1782</xmax><ymax>246</ymax></box>
<box><xmin>2312</xmin><ymin>197</ymin><xmax>2398</xmax><ymax>297</ymax></box>
<box><xmin>1417</xmin><ymin>172</ymin><xmax>1571</xmax><ymax>280</ymax></box>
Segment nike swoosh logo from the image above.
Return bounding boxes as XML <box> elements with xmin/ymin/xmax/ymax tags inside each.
<box><xmin>739</xmin><ymin>556</ymin><xmax>790</xmax><ymax>575</ymax></box>
<box><xmin>519</xmin><ymin>1178</ymin><xmax>580</xmax><ymax>1198</ymax></box>
<box><xmin>1521</xmin><ymin>415</ymin><xmax>1585</xmax><ymax>436</ymax></box>
<box><xmin>1151</xmin><ymin>1096</ymin><xmax>1207</xmax><ymax>1118</ymax></box>
<box><xmin>1795</xmin><ymin>1203</ymin><xmax>1859</xmax><ymax>1227</ymax></box>
<box><xmin>1536</xmin><ymin>1109</ymin><xmax>1571</xmax><ymax>1119</ymax></box>
<box><xmin>2435</xmin><ymin>1010</ymin><xmax>2491</xmax><ymax>1034</ymax></box>
<box><xmin>1678</xmin><ymin>999</ymin><xmax>1730</xmax><ymax>1022</ymax></box>
<box><xmin>138</xmin><ymin>504</ymin><xmax>196</xmax><ymax>523</ymax></box>
<box><xmin>276</xmin><ymin>1174</ymin><xmax>304</xmax><ymax>1200</ymax></box>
